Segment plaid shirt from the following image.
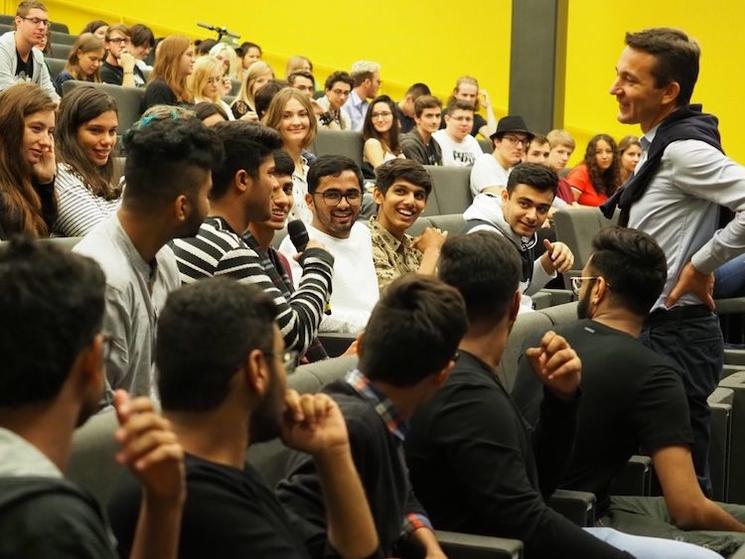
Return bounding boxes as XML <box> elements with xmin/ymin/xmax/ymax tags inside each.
<box><xmin>345</xmin><ymin>369</ymin><xmax>433</xmax><ymax>536</ymax></box>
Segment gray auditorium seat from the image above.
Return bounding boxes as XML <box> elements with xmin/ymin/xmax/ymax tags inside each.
<box><xmin>49</xmin><ymin>41</ymin><xmax>71</xmax><ymax>59</ymax></box>
<box><xmin>50</xmin><ymin>21</ymin><xmax>69</xmax><ymax>33</ymax></box>
<box><xmin>230</xmin><ymin>78</ymin><xmax>241</xmax><ymax>96</ymax></box>
<box><xmin>708</xmin><ymin>387</ymin><xmax>734</xmax><ymax>502</ymax></box>
<box><xmin>62</xmin><ymin>80</ymin><xmax>145</xmax><ymax>131</ymax></box>
<box><xmin>312</xmin><ymin>129</ymin><xmax>364</xmax><ymax>168</ymax></box>
<box><xmin>479</xmin><ymin>137</ymin><xmax>493</xmax><ymax>154</ymax></box>
<box><xmin>553</xmin><ymin>207</ymin><xmax>613</xmax><ymax>288</ymax></box>
<box><xmin>429</xmin><ymin>213</ymin><xmax>466</xmax><ymax>235</ymax></box>
<box><xmin>496</xmin><ymin>310</ymin><xmax>552</xmax><ymax>392</ymax></box>
<box><xmin>718</xmin><ymin>371</ymin><xmax>745</xmax><ymax>504</ymax></box>
<box><xmin>51</xmin><ymin>31</ymin><xmax>76</xmax><ymax>45</ymax></box>
<box><xmin>45</xmin><ymin>56</ymin><xmax>65</xmax><ymax>79</ymax></box>
<box><xmin>424</xmin><ymin>165</ymin><xmax>473</xmax><ymax>215</ymax></box>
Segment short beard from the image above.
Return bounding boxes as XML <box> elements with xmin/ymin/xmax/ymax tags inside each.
<box><xmin>577</xmin><ymin>286</ymin><xmax>593</xmax><ymax>320</ymax></box>
<box><xmin>249</xmin><ymin>366</ymin><xmax>284</xmax><ymax>444</ymax></box>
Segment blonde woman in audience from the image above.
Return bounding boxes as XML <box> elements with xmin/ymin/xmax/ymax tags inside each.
<box><xmin>0</xmin><ymin>83</ymin><xmax>57</xmax><ymax>239</ymax></box>
<box><xmin>188</xmin><ymin>56</ymin><xmax>234</xmax><ymax>120</ymax></box>
<box><xmin>617</xmin><ymin>135</ymin><xmax>642</xmax><ymax>185</ymax></box>
<box><xmin>447</xmin><ymin>75</ymin><xmax>497</xmax><ymax>138</ymax></box>
<box><xmin>209</xmin><ymin>42</ymin><xmax>240</xmax><ymax>94</ymax></box>
<box><xmin>54</xmin><ymin>86</ymin><xmax>121</xmax><ymax>237</ymax></box>
<box><xmin>143</xmin><ymin>35</ymin><xmax>195</xmax><ymax>110</ymax></box>
<box><xmin>263</xmin><ymin>87</ymin><xmax>317</xmax><ymax>223</ymax></box>
<box><xmin>53</xmin><ymin>33</ymin><xmax>104</xmax><ymax>96</ymax></box>
<box><xmin>285</xmin><ymin>55</ymin><xmax>312</xmax><ymax>76</ymax></box>
<box><xmin>362</xmin><ymin>94</ymin><xmax>404</xmax><ymax>169</ymax></box>
<box><xmin>231</xmin><ymin>60</ymin><xmax>273</xmax><ymax>121</ymax></box>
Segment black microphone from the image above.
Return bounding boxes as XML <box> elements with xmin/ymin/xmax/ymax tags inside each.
<box><xmin>196</xmin><ymin>22</ymin><xmax>240</xmax><ymax>39</ymax></box>
<box><xmin>287</xmin><ymin>219</ymin><xmax>309</xmax><ymax>253</ymax></box>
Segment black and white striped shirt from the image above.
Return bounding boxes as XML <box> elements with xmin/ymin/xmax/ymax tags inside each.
<box><xmin>171</xmin><ymin>216</ymin><xmax>334</xmax><ymax>355</ymax></box>
<box><xmin>54</xmin><ymin>163</ymin><xmax>120</xmax><ymax>237</ymax></box>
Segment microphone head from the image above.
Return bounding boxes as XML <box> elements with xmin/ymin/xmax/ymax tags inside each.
<box><xmin>287</xmin><ymin>219</ymin><xmax>309</xmax><ymax>253</ymax></box>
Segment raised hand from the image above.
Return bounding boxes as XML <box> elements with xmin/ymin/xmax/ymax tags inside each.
<box><xmin>113</xmin><ymin>390</ymin><xmax>185</xmax><ymax>505</ymax></box>
<box><xmin>525</xmin><ymin>330</ymin><xmax>581</xmax><ymax>400</ymax></box>
<box><xmin>31</xmin><ymin>138</ymin><xmax>55</xmax><ymax>184</ymax></box>
<box><xmin>412</xmin><ymin>227</ymin><xmax>448</xmax><ymax>253</ymax></box>
<box><xmin>540</xmin><ymin>239</ymin><xmax>574</xmax><ymax>274</ymax></box>
<box><xmin>280</xmin><ymin>390</ymin><xmax>350</xmax><ymax>457</ymax></box>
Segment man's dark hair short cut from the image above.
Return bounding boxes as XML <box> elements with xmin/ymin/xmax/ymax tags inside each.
<box><xmin>414</xmin><ymin>95</ymin><xmax>442</xmax><ymax>118</ymax></box>
<box><xmin>307</xmin><ymin>154</ymin><xmax>363</xmax><ymax>194</ymax></box>
<box><xmin>210</xmin><ymin>121</ymin><xmax>282</xmax><ymax>199</ymax></box>
<box><xmin>130</xmin><ymin>23</ymin><xmax>155</xmax><ymax>48</ymax></box>
<box><xmin>254</xmin><ymin>80</ymin><xmax>287</xmax><ymax>120</ymax></box>
<box><xmin>589</xmin><ymin>226</ymin><xmax>667</xmax><ymax>316</ymax></box>
<box><xmin>193</xmin><ymin>101</ymin><xmax>228</xmax><ymax>122</ymax></box>
<box><xmin>273</xmin><ymin>149</ymin><xmax>295</xmax><ymax>177</ymax></box>
<box><xmin>438</xmin><ymin>232</ymin><xmax>521</xmax><ymax>326</ymax></box>
<box><xmin>506</xmin><ymin>163</ymin><xmax>558</xmax><ymax>195</ymax></box>
<box><xmin>406</xmin><ymin>82</ymin><xmax>431</xmax><ymax>98</ymax></box>
<box><xmin>359</xmin><ymin>275</ymin><xmax>467</xmax><ymax>387</ymax></box>
<box><xmin>324</xmin><ymin>71</ymin><xmax>354</xmax><ymax>91</ymax></box>
<box><xmin>375</xmin><ymin>159</ymin><xmax>432</xmax><ymax>196</ymax></box>
<box><xmin>446</xmin><ymin>99</ymin><xmax>475</xmax><ymax>114</ymax></box>
<box><xmin>157</xmin><ymin>278</ymin><xmax>278</xmax><ymax>412</ymax></box>
<box><xmin>0</xmin><ymin>238</ymin><xmax>105</xmax><ymax>406</ymax></box>
<box><xmin>625</xmin><ymin>27</ymin><xmax>700</xmax><ymax>107</ymax></box>
<box><xmin>123</xmin><ymin>117</ymin><xmax>224</xmax><ymax>207</ymax></box>
<box><xmin>288</xmin><ymin>70</ymin><xmax>315</xmax><ymax>88</ymax></box>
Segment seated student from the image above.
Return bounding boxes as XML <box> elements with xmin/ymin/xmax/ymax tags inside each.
<box><xmin>566</xmin><ymin>133</ymin><xmax>620</xmax><ymax>207</ymax></box>
<box><xmin>342</xmin><ymin>60</ymin><xmax>381</xmax><ymax>132</ymax></box>
<box><xmin>208</xmin><ymin>42</ymin><xmax>240</xmax><ymax>93</ymax></box>
<box><xmin>108</xmin><ymin>277</ymin><xmax>380</xmax><ymax>559</ymax></box>
<box><xmin>142</xmin><ymin>36</ymin><xmax>194</xmax><ymax>110</ymax></box>
<box><xmin>129</xmin><ymin>23</ymin><xmax>155</xmax><ymax>73</ymax></box>
<box><xmin>288</xmin><ymin>70</ymin><xmax>315</xmax><ymax>99</ymax></box>
<box><xmin>546</xmin><ymin>128</ymin><xmax>576</xmax><ymax>202</ymax></box>
<box><xmin>74</xmin><ymin>116</ymin><xmax>222</xmax><ymax>405</ymax></box>
<box><xmin>444</xmin><ymin>75</ymin><xmax>497</xmax><ymax>138</ymax></box>
<box><xmin>188</xmin><ymin>55</ymin><xmax>234</xmax><ymax>120</ymax></box>
<box><xmin>463</xmin><ymin>163</ymin><xmax>574</xmax><ymax>312</ymax></box>
<box><xmin>0</xmin><ymin>0</ymin><xmax>58</xmax><ymax>102</ymax></box>
<box><xmin>405</xmin><ymin>232</ymin><xmax>720</xmax><ymax>559</ymax></box>
<box><xmin>395</xmin><ymin>82</ymin><xmax>430</xmax><ymax>134</ymax></box>
<box><xmin>254</xmin><ymin>79</ymin><xmax>286</xmax><ymax>120</ymax></box>
<box><xmin>171</xmin><ymin>121</ymin><xmax>333</xmax><ymax>358</ymax></box>
<box><xmin>194</xmin><ymin>38</ymin><xmax>216</xmax><ymax>57</ymax></box>
<box><xmin>100</xmin><ymin>24</ymin><xmax>146</xmax><ymax>88</ymax></box>
<box><xmin>512</xmin><ymin>226</ymin><xmax>745</xmax><ymax>557</ymax></box>
<box><xmin>81</xmin><ymin>19</ymin><xmax>108</xmax><ymax>39</ymax></box>
<box><xmin>286</xmin><ymin>54</ymin><xmax>313</xmax><ymax>76</ymax></box>
<box><xmin>231</xmin><ymin>60</ymin><xmax>273</xmax><ymax>121</ymax></box>
<box><xmin>263</xmin><ymin>87</ymin><xmax>317</xmax><ymax>223</ymax></box>
<box><xmin>238</xmin><ymin>40</ymin><xmax>262</xmax><ymax>71</ymax></box>
<box><xmin>617</xmin><ymin>134</ymin><xmax>642</xmax><ymax>185</ymax></box>
<box><xmin>400</xmin><ymin>95</ymin><xmax>443</xmax><ymax>166</ymax></box>
<box><xmin>0</xmin><ymin>238</ymin><xmax>186</xmax><ymax>559</ymax></box>
<box><xmin>279</xmin><ymin>155</ymin><xmax>379</xmax><ymax>334</ymax></box>
<box><xmin>244</xmin><ymin>149</ymin><xmax>328</xmax><ymax>362</ymax></box>
<box><xmin>470</xmin><ymin>115</ymin><xmax>532</xmax><ymax>197</ymax></box>
<box><xmin>524</xmin><ymin>134</ymin><xmax>551</xmax><ymax>165</ymax></box>
<box><xmin>362</xmin><ymin>94</ymin><xmax>404</xmax><ymax>170</ymax></box>
<box><xmin>0</xmin><ymin>82</ymin><xmax>57</xmax><ymax>239</ymax></box>
<box><xmin>53</xmin><ymin>32</ymin><xmax>104</xmax><ymax>96</ymax></box>
<box><xmin>193</xmin><ymin>100</ymin><xmax>227</xmax><ymax>126</ymax></box>
<box><xmin>432</xmin><ymin>100</ymin><xmax>483</xmax><ymax>167</ymax></box>
<box><xmin>278</xmin><ymin>275</ymin><xmax>467</xmax><ymax>558</ymax></box>
<box><xmin>316</xmin><ymin>71</ymin><xmax>353</xmax><ymax>130</ymax></box>
<box><xmin>54</xmin><ymin>86</ymin><xmax>121</xmax><ymax>237</ymax></box>
<box><xmin>368</xmin><ymin>159</ymin><xmax>446</xmax><ymax>290</ymax></box>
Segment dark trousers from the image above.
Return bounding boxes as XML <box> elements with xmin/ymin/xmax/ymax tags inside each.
<box><xmin>640</xmin><ymin>306</ymin><xmax>724</xmax><ymax>495</ymax></box>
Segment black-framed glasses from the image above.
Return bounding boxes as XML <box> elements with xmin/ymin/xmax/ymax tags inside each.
<box><xmin>108</xmin><ymin>37</ymin><xmax>130</xmax><ymax>44</ymax></box>
<box><xmin>20</xmin><ymin>16</ymin><xmax>49</xmax><ymax>27</ymax></box>
<box><xmin>502</xmin><ymin>134</ymin><xmax>529</xmax><ymax>147</ymax></box>
<box><xmin>313</xmin><ymin>190</ymin><xmax>362</xmax><ymax>206</ymax></box>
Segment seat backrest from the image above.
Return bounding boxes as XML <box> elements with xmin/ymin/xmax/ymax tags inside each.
<box><xmin>478</xmin><ymin>138</ymin><xmax>493</xmax><ymax>154</ymax></box>
<box><xmin>50</xmin><ymin>21</ymin><xmax>69</xmax><ymax>34</ymax></box>
<box><xmin>0</xmin><ymin>22</ymin><xmax>12</xmax><ymax>34</ymax></box>
<box><xmin>49</xmin><ymin>42</ymin><xmax>70</xmax><ymax>59</ymax></box>
<box><xmin>46</xmin><ymin>56</ymin><xmax>65</xmax><ymax>79</ymax></box>
<box><xmin>312</xmin><ymin>129</ymin><xmax>364</xmax><ymax>168</ymax></box>
<box><xmin>424</xmin><ymin>165</ymin><xmax>473</xmax><ymax>215</ymax></box>
<box><xmin>553</xmin><ymin>207</ymin><xmax>612</xmax><ymax>272</ymax></box>
<box><xmin>62</xmin><ymin>80</ymin><xmax>145</xmax><ymax>131</ymax></box>
<box><xmin>428</xmin><ymin>213</ymin><xmax>466</xmax><ymax>236</ymax></box>
<box><xmin>497</xmin><ymin>311</ymin><xmax>553</xmax><ymax>392</ymax></box>
<box><xmin>538</xmin><ymin>301</ymin><xmax>579</xmax><ymax>327</ymax></box>
<box><xmin>51</xmin><ymin>31</ymin><xmax>76</xmax><ymax>45</ymax></box>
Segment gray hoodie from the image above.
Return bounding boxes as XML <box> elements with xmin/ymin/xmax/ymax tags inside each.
<box><xmin>0</xmin><ymin>31</ymin><xmax>59</xmax><ymax>102</ymax></box>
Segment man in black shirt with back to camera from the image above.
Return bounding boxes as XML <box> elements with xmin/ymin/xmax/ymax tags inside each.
<box><xmin>512</xmin><ymin>226</ymin><xmax>745</xmax><ymax>557</ymax></box>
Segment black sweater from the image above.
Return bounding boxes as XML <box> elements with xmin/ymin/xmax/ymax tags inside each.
<box><xmin>404</xmin><ymin>351</ymin><xmax>632</xmax><ymax>559</ymax></box>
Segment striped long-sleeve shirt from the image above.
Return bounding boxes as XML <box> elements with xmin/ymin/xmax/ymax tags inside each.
<box><xmin>170</xmin><ymin>216</ymin><xmax>334</xmax><ymax>355</ymax></box>
<box><xmin>54</xmin><ymin>163</ymin><xmax>120</xmax><ymax>237</ymax></box>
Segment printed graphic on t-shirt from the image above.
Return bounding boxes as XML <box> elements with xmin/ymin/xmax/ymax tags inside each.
<box><xmin>453</xmin><ymin>150</ymin><xmax>477</xmax><ymax>166</ymax></box>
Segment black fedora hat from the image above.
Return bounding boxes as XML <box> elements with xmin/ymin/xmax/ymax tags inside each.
<box><xmin>490</xmin><ymin>115</ymin><xmax>534</xmax><ymax>141</ymax></box>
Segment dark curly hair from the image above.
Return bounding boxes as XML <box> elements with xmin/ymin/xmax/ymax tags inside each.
<box><xmin>583</xmin><ymin>133</ymin><xmax>620</xmax><ymax>197</ymax></box>
<box><xmin>362</xmin><ymin>95</ymin><xmax>401</xmax><ymax>156</ymax></box>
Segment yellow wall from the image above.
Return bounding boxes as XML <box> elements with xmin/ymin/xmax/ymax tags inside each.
<box><xmin>26</xmin><ymin>0</ymin><xmax>512</xmax><ymax>117</ymax></box>
<box><xmin>564</xmin><ymin>0</ymin><xmax>745</xmax><ymax>164</ymax></box>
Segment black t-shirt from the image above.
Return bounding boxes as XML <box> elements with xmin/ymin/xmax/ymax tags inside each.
<box><xmin>15</xmin><ymin>48</ymin><xmax>33</xmax><ymax>79</ymax></box>
<box><xmin>0</xmin><ymin>476</ymin><xmax>117</xmax><ymax>558</ymax></box>
<box><xmin>512</xmin><ymin>319</ymin><xmax>694</xmax><ymax>513</ymax></box>
<box><xmin>108</xmin><ymin>453</ymin><xmax>310</xmax><ymax>559</ymax></box>
<box><xmin>100</xmin><ymin>60</ymin><xmax>146</xmax><ymax>87</ymax></box>
<box><xmin>142</xmin><ymin>78</ymin><xmax>180</xmax><ymax>111</ymax></box>
<box><xmin>393</xmin><ymin>105</ymin><xmax>415</xmax><ymax>134</ymax></box>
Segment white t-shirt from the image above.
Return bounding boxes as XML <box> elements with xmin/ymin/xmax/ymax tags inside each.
<box><xmin>432</xmin><ymin>130</ymin><xmax>483</xmax><ymax>168</ymax></box>
<box><xmin>469</xmin><ymin>153</ymin><xmax>511</xmax><ymax>197</ymax></box>
<box><xmin>278</xmin><ymin>221</ymin><xmax>379</xmax><ymax>333</ymax></box>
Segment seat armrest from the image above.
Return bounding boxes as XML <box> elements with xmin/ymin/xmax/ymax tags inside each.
<box><xmin>436</xmin><ymin>530</ymin><xmax>524</xmax><ymax>559</ymax></box>
<box><xmin>610</xmin><ymin>454</ymin><xmax>652</xmax><ymax>497</ymax></box>
<box><xmin>548</xmin><ymin>489</ymin><xmax>596</xmax><ymax>526</ymax></box>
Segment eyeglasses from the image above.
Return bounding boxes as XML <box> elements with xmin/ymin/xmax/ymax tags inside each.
<box><xmin>570</xmin><ymin>276</ymin><xmax>609</xmax><ymax>296</ymax></box>
<box><xmin>206</xmin><ymin>76</ymin><xmax>222</xmax><ymax>85</ymax></box>
<box><xmin>502</xmin><ymin>135</ymin><xmax>529</xmax><ymax>147</ymax></box>
<box><xmin>314</xmin><ymin>190</ymin><xmax>362</xmax><ymax>206</ymax></box>
<box><xmin>264</xmin><ymin>350</ymin><xmax>299</xmax><ymax>375</ymax></box>
<box><xmin>108</xmin><ymin>37</ymin><xmax>130</xmax><ymax>44</ymax></box>
<box><xmin>371</xmin><ymin>111</ymin><xmax>392</xmax><ymax>119</ymax></box>
<box><xmin>331</xmin><ymin>88</ymin><xmax>350</xmax><ymax>96</ymax></box>
<box><xmin>20</xmin><ymin>16</ymin><xmax>49</xmax><ymax>27</ymax></box>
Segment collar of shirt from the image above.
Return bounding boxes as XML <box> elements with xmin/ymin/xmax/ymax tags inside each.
<box><xmin>368</xmin><ymin>215</ymin><xmax>412</xmax><ymax>253</ymax></box>
<box><xmin>636</xmin><ymin>123</ymin><xmax>659</xmax><ymax>173</ymax></box>
<box><xmin>0</xmin><ymin>427</ymin><xmax>63</xmax><ymax>478</ymax></box>
<box><xmin>111</xmin><ymin>214</ymin><xmax>158</xmax><ymax>289</ymax></box>
<box><xmin>349</xmin><ymin>89</ymin><xmax>367</xmax><ymax>109</ymax></box>
<box><xmin>345</xmin><ymin>369</ymin><xmax>408</xmax><ymax>441</ymax></box>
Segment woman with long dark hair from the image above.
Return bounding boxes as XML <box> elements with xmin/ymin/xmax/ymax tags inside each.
<box><xmin>362</xmin><ymin>95</ymin><xmax>403</xmax><ymax>169</ymax></box>
<box><xmin>566</xmin><ymin>133</ymin><xmax>620</xmax><ymax>206</ymax></box>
